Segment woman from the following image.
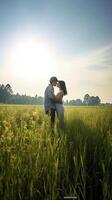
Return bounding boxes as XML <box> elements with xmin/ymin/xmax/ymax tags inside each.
<box><xmin>55</xmin><ymin>80</ymin><xmax>67</xmax><ymax>129</ymax></box>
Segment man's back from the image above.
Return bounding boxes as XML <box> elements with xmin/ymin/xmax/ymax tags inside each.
<box><xmin>44</xmin><ymin>84</ymin><xmax>55</xmax><ymax>112</ymax></box>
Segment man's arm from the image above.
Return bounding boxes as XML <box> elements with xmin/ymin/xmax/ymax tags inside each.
<box><xmin>47</xmin><ymin>86</ymin><xmax>55</xmax><ymax>100</ymax></box>
<box><xmin>47</xmin><ymin>86</ymin><xmax>62</xmax><ymax>104</ymax></box>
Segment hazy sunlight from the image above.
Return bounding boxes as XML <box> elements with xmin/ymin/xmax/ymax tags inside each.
<box><xmin>8</xmin><ymin>38</ymin><xmax>55</xmax><ymax>80</ymax></box>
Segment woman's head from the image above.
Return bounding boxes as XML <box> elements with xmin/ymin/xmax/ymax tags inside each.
<box><xmin>57</xmin><ymin>80</ymin><xmax>67</xmax><ymax>95</ymax></box>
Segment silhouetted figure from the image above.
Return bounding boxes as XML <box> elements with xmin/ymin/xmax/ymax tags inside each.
<box><xmin>44</xmin><ymin>77</ymin><xmax>58</xmax><ymax>132</ymax></box>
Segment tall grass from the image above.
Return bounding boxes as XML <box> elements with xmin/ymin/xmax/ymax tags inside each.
<box><xmin>0</xmin><ymin>105</ymin><xmax>112</xmax><ymax>200</ymax></box>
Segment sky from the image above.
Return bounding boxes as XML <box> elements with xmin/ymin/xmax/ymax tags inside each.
<box><xmin>0</xmin><ymin>0</ymin><xmax>112</xmax><ymax>102</ymax></box>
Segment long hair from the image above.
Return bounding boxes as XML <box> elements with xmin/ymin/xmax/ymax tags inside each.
<box><xmin>58</xmin><ymin>80</ymin><xmax>67</xmax><ymax>95</ymax></box>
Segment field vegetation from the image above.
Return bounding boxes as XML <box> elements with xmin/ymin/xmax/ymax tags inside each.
<box><xmin>0</xmin><ymin>105</ymin><xmax>112</xmax><ymax>200</ymax></box>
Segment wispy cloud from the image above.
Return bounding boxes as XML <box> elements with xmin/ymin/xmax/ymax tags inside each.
<box><xmin>61</xmin><ymin>43</ymin><xmax>112</xmax><ymax>80</ymax></box>
<box><xmin>58</xmin><ymin>43</ymin><xmax>112</xmax><ymax>101</ymax></box>
<box><xmin>69</xmin><ymin>43</ymin><xmax>112</xmax><ymax>71</ymax></box>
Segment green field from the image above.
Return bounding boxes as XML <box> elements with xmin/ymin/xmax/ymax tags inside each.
<box><xmin>0</xmin><ymin>105</ymin><xmax>112</xmax><ymax>200</ymax></box>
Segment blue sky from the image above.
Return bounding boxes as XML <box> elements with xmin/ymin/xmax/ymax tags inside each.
<box><xmin>0</xmin><ymin>0</ymin><xmax>112</xmax><ymax>102</ymax></box>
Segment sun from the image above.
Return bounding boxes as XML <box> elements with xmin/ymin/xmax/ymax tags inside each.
<box><xmin>8</xmin><ymin>38</ymin><xmax>55</xmax><ymax>80</ymax></box>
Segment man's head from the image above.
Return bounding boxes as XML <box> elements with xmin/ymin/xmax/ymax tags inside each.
<box><xmin>50</xmin><ymin>76</ymin><xmax>58</xmax><ymax>86</ymax></box>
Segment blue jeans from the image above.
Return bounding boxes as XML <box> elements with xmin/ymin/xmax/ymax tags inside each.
<box><xmin>55</xmin><ymin>103</ymin><xmax>64</xmax><ymax>128</ymax></box>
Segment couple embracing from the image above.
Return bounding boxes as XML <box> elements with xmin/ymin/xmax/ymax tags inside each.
<box><xmin>44</xmin><ymin>76</ymin><xmax>67</xmax><ymax>131</ymax></box>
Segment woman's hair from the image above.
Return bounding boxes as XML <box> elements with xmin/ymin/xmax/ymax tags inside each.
<box><xmin>58</xmin><ymin>80</ymin><xmax>67</xmax><ymax>95</ymax></box>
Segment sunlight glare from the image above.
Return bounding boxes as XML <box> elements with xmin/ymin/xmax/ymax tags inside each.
<box><xmin>8</xmin><ymin>38</ymin><xmax>55</xmax><ymax>80</ymax></box>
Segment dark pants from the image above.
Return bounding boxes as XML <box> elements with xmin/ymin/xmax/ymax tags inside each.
<box><xmin>46</xmin><ymin>108</ymin><xmax>55</xmax><ymax>129</ymax></box>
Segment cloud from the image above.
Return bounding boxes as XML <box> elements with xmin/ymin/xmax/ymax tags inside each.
<box><xmin>62</xmin><ymin>43</ymin><xmax>112</xmax><ymax>80</ymax></box>
<box><xmin>58</xmin><ymin>43</ymin><xmax>112</xmax><ymax>101</ymax></box>
<box><xmin>69</xmin><ymin>43</ymin><xmax>112</xmax><ymax>71</ymax></box>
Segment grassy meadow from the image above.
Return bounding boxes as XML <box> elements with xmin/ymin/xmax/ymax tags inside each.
<box><xmin>0</xmin><ymin>105</ymin><xmax>112</xmax><ymax>200</ymax></box>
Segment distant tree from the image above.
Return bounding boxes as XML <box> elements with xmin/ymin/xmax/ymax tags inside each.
<box><xmin>64</xmin><ymin>100</ymin><xmax>69</xmax><ymax>105</ymax></box>
<box><xmin>7</xmin><ymin>93</ymin><xmax>44</xmax><ymax>105</ymax></box>
<box><xmin>0</xmin><ymin>84</ymin><xmax>5</xmax><ymax>102</ymax></box>
<box><xmin>83</xmin><ymin>94</ymin><xmax>90</xmax><ymax>105</ymax></box>
<box><xmin>105</xmin><ymin>102</ymin><xmax>112</xmax><ymax>105</ymax></box>
<box><xmin>95</xmin><ymin>96</ymin><xmax>101</xmax><ymax>105</ymax></box>
<box><xmin>83</xmin><ymin>94</ymin><xmax>101</xmax><ymax>105</ymax></box>
<box><xmin>89</xmin><ymin>96</ymin><xmax>101</xmax><ymax>105</ymax></box>
<box><xmin>69</xmin><ymin>100</ymin><xmax>76</xmax><ymax>105</ymax></box>
<box><xmin>66</xmin><ymin>99</ymin><xmax>82</xmax><ymax>105</ymax></box>
<box><xmin>5</xmin><ymin>84</ymin><xmax>13</xmax><ymax>94</ymax></box>
<box><xmin>0</xmin><ymin>84</ymin><xmax>13</xmax><ymax>103</ymax></box>
<box><xmin>88</xmin><ymin>96</ymin><xmax>96</xmax><ymax>105</ymax></box>
<box><xmin>5</xmin><ymin>84</ymin><xmax>13</xmax><ymax>102</ymax></box>
<box><xmin>75</xmin><ymin>99</ymin><xmax>83</xmax><ymax>105</ymax></box>
<box><xmin>35</xmin><ymin>94</ymin><xmax>38</xmax><ymax>99</ymax></box>
<box><xmin>37</xmin><ymin>96</ymin><xmax>44</xmax><ymax>104</ymax></box>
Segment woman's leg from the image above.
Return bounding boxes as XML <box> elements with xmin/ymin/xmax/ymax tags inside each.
<box><xmin>57</xmin><ymin>105</ymin><xmax>64</xmax><ymax>129</ymax></box>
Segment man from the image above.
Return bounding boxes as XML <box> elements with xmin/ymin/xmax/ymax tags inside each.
<box><xmin>44</xmin><ymin>76</ymin><xmax>58</xmax><ymax>131</ymax></box>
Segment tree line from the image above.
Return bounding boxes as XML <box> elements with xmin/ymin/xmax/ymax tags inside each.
<box><xmin>0</xmin><ymin>83</ymin><xmax>111</xmax><ymax>105</ymax></box>
<box><xmin>0</xmin><ymin>84</ymin><xmax>43</xmax><ymax>105</ymax></box>
<box><xmin>64</xmin><ymin>94</ymin><xmax>101</xmax><ymax>106</ymax></box>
